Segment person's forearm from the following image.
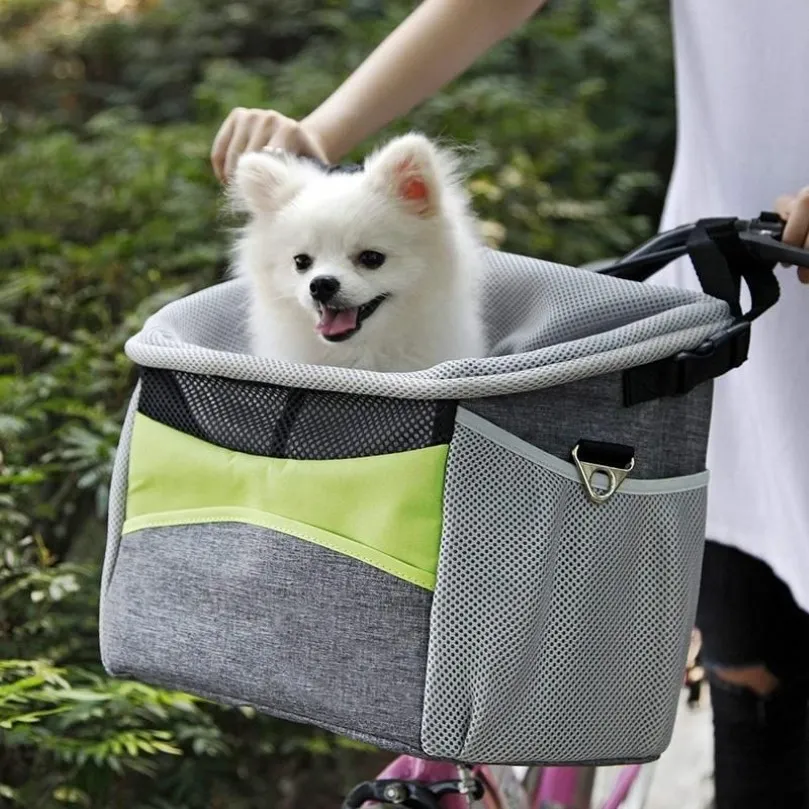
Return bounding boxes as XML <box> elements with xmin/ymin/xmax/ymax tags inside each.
<box><xmin>302</xmin><ymin>0</ymin><xmax>547</xmax><ymax>162</ymax></box>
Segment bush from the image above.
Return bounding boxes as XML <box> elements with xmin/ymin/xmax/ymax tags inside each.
<box><xmin>1</xmin><ymin>1</ymin><xmax>675</xmax><ymax>805</ymax></box>
<box><xmin>1</xmin><ymin>114</ymin><xmax>396</xmax><ymax>809</ymax></box>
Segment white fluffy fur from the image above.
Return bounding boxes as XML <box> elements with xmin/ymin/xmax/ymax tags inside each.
<box><xmin>229</xmin><ymin>133</ymin><xmax>486</xmax><ymax>372</ymax></box>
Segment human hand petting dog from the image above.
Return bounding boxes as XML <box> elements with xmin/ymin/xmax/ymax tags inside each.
<box><xmin>775</xmin><ymin>186</ymin><xmax>809</xmax><ymax>283</ymax></box>
<box><xmin>210</xmin><ymin>0</ymin><xmax>549</xmax><ymax>182</ymax></box>
<box><xmin>210</xmin><ymin>108</ymin><xmax>329</xmax><ymax>183</ymax></box>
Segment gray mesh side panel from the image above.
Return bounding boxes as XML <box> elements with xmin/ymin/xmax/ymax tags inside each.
<box><xmin>100</xmin><ymin>383</ymin><xmax>139</xmax><ymax>613</ymax></box>
<box><xmin>101</xmin><ymin>523</ymin><xmax>431</xmax><ymax>754</ymax></box>
<box><xmin>465</xmin><ymin>371</ymin><xmax>712</xmax><ymax>478</ymax></box>
<box><xmin>422</xmin><ymin>415</ymin><xmax>707</xmax><ymax>765</ymax></box>
<box><xmin>124</xmin><ymin>252</ymin><xmax>734</xmax><ymax>400</ymax></box>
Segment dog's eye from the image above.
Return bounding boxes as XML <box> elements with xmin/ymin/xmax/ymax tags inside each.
<box><xmin>357</xmin><ymin>250</ymin><xmax>386</xmax><ymax>270</ymax></box>
<box><xmin>293</xmin><ymin>254</ymin><xmax>313</xmax><ymax>272</ymax></box>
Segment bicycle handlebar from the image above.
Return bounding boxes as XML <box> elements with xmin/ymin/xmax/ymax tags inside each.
<box><xmin>600</xmin><ymin>212</ymin><xmax>809</xmax><ymax>282</ymax></box>
<box><xmin>590</xmin><ymin>212</ymin><xmax>807</xmax><ymax>405</ymax></box>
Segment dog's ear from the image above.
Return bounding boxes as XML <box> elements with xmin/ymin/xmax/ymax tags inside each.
<box><xmin>365</xmin><ymin>134</ymin><xmax>443</xmax><ymax>217</ymax></box>
<box><xmin>231</xmin><ymin>151</ymin><xmax>304</xmax><ymax>215</ymax></box>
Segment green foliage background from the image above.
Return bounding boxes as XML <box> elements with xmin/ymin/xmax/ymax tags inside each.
<box><xmin>0</xmin><ymin>0</ymin><xmax>675</xmax><ymax>805</ymax></box>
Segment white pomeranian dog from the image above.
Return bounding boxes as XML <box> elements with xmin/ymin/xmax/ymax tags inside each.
<box><xmin>229</xmin><ymin>133</ymin><xmax>486</xmax><ymax>372</ymax></box>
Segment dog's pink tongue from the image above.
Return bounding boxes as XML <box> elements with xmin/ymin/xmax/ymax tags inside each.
<box><xmin>317</xmin><ymin>307</ymin><xmax>359</xmax><ymax>337</ymax></box>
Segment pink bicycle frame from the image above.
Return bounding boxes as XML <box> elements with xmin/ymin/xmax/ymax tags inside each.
<box><xmin>371</xmin><ymin>756</ymin><xmax>507</xmax><ymax>809</ymax></box>
<box><xmin>366</xmin><ymin>756</ymin><xmax>643</xmax><ymax>809</ymax></box>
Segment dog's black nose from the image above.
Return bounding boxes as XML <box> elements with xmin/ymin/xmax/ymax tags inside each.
<box><xmin>309</xmin><ymin>276</ymin><xmax>340</xmax><ymax>303</ymax></box>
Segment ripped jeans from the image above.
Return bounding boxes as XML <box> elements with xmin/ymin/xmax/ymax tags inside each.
<box><xmin>696</xmin><ymin>541</ymin><xmax>809</xmax><ymax>809</ymax></box>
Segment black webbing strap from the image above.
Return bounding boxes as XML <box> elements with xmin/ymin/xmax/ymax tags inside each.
<box><xmin>686</xmin><ymin>217</ymin><xmax>780</xmax><ymax>324</ymax></box>
<box><xmin>685</xmin><ymin>219</ymin><xmax>744</xmax><ymax>318</ymax></box>
<box><xmin>623</xmin><ymin>218</ymin><xmax>780</xmax><ymax>406</ymax></box>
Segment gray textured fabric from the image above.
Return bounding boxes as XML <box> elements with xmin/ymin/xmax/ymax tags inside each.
<box><xmin>100</xmin><ymin>383</ymin><xmax>139</xmax><ymax>613</ymax></box>
<box><xmin>100</xmin><ymin>522</ymin><xmax>432</xmax><ymax>752</ymax></box>
<box><xmin>464</xmin><ymin>371</ymin><xmax>712</xmax><ymax>478</ymax></box>
<box><xmin>124</xmin><ymin>250</ymin><xmax>733</xmax><ymax>399</ymax></box>
<box><xmin>422</xmin><ymin>411</ymin><xmax>708</xmax><ymax>764</ymax></box>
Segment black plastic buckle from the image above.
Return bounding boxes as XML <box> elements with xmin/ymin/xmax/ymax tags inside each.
<box><xmin>623</xmin><ymin>320</ymin><xmax>751</xmax><ymax>406</ymax></box>
<box><xmin>674</xmin><ymin>319</ymin><xmax>751</xmax><ymax>390</ymax></box>
<box><xmin>341</xmin><ymin>776</ymin><xmax>485</xmax><ymax>809</ymax></box>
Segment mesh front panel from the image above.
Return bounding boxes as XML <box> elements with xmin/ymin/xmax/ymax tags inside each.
<box><xmin>138</xmin><ymin>367</ymin><xmax>456</xmax><ymax>460</ymax></box>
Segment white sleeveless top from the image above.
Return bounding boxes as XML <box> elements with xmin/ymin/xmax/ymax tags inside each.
<box><xmin>657</xmin><ymin>0</ymin><xmax>809</xmax><ymax>610</ymax></box>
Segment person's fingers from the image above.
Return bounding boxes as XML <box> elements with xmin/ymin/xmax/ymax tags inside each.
<box><xmin>266</xmin><ymin>125</ymin><xmax>330</xmax><ymax>163</ymax></box>
<box><xmin>223</xmin><ymin>114</ymin><xmax>256</xmax><ymax>181</ymax></box>
<box><xmin>212</xmin><ymin>108</ymin><xmax>331</xmax><ymax>183</ymax></box>
<box><xmin>244</xmin><ymin>111</ymin><xmax>279</xmax><ymax>155</ymax></box>
<box><xmin>774</xmin><ymin>193</ymin><xmax>794</xmax><ymax>222</ymax></box>
<box><xmin>210</xmin><ymin>109</ymin><xmax>239</xmax><ymax>182</ymax></box>
<box><xmin>264</xmin><ymin>124</ymin><xmax>300</xmax><ymax>154</ymax></box>
<box><xmin>781</xmin><ymin>186</ymin><xmax>809</xmax><ymax>246</ymax></box>
<box><xmin>781</xmin><ymin>186</ymin><xmax>809</xmax><ymax>282</ymax></box>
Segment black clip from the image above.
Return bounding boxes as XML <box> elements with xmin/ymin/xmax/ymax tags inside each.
<box><xmin>673</xmin><ymin>320</ymin><xmax>751</xmax><ymax>392</ymax></box>
<box><xmin>623</xmin><ymin>320</ymin><xmax>751</xmax><ymax>406</ymax></box>
<box><xmin>341</xmin><ymin>776</ymin><xmax>485</xmax><ymax>809</ymax></box>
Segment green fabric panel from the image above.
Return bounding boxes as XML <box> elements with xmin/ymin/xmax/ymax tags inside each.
<box><xmin>124</xmin><ymin>413</ymin><xmax>448</xmax><ymax>589</ymax></box>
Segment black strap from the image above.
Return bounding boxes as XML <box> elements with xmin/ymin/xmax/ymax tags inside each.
<box><xmin>685</xmin><ymin>219</ymin><xmax>744</xmax><ymax>318</ymax></box>
<box><xmin>623</xmin><ymin>218</ymin><xmax>780</xmax><ymax>406</ymax></box>
<box><xmin>685</xmin><ymin>218</ymin><xmax>780</xmax><ymax>323</ymax></box>
<box><xmin>573</xmin><ymin>439</ymin><xmax>635</xmax><ymax>469</ymax></box>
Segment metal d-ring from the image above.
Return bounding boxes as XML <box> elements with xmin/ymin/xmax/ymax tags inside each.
<box><xmin>571</xmin><ymin>444</ymin><xmax>635</xmax><ymax>504</ymax></box>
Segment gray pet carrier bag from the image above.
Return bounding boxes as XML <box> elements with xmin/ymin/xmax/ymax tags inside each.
<box><xmin>100</xmin><ymin>218</ymin><xmax>778</xmax><ymax>767</ymax></box>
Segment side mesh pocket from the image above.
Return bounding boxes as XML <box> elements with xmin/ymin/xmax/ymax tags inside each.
<box><xmin>421</xmin><ymin>409</ymin><xmax>707</xmax><ymax>765</ymax></box>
